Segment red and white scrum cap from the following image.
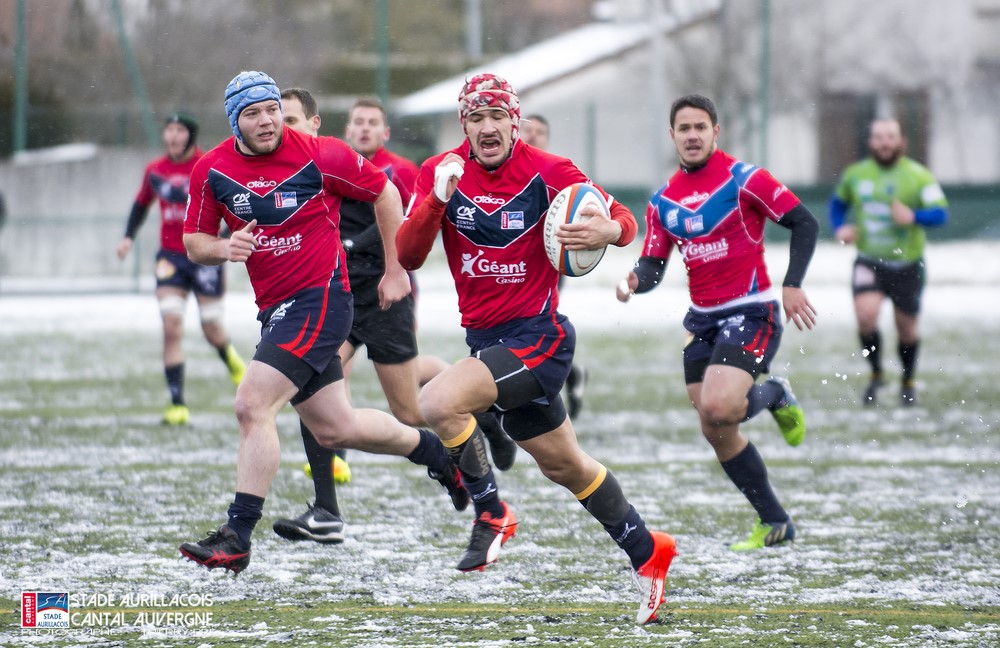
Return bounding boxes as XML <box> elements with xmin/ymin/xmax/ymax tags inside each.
<box><xmin>458</xmin><ymin>73</ymin><xmax>521</xmax><ymax>138</ymax></box>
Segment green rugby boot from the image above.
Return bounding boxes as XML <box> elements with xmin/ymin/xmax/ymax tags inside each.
<box><xmin>766</xmin><ymin>375</ymin><xmax>805</xmax><ymax>446</ymax></box>
<box><xmin>223</xmin><ymin>343</ymin><xmax>247</xmax><ymax>386</ymax></box>
<box><xmin>162</xmin><ymin>404</ymin><xmax>190</xmax><ymax>425</ymax></box>
<box><xmin>730</xmin><ymin>517</ymin><xmax>796</xmax><ymax>551</ymax></box>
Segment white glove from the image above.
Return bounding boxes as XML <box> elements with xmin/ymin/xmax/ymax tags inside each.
<box><xmin>433</xmin><ymin>161</ymin><xmax>464</xmax><ymax>202</ymax></box>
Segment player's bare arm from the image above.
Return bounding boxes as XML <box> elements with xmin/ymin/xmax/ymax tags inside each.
<box><xmin>372</xmin><ymin>182</ymin><xmax>411</xmax><ymax>310</ymax></box>
<box><xmin>184</xmin><ymin>219</ymin><xmax>257</xmax><ymax>265</ymax></box>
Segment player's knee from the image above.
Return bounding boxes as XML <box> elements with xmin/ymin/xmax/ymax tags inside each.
<box><xmin>700</xmin><ymin>395</ymin><xmax>742</xmax><ymax>426</ymax></box>
<box><xmin>534</xmin><ymin>450</ymin><xmax>583</xmax><ymax>487</ymax></box>
<box><xmin>310</xmin><ymin>426</ymin><xmax>349</xmax><ymax>449</ymax></box>
<box><xmin>390</xmin><ymin>404</ymin><xmax>425</xmax><ymax>428</ymax></box>
<box><xmin>233</xmin><ymin>396</ymin><xmax>255</xmax><ymax>430</ymax></box>
<box><xmin>417</xmin><ymin>383</ymin><xmax>451</xmax><ymax>428</ymax></box>
<box><xmin>233</xmin><ymin>392</ymin><xmax>276</xmax><ymax>433</ymax></box>
<box><xmin>536</xmin><ymin>459</ymin><xmax>576</xmax><ymax>487</ymax></box>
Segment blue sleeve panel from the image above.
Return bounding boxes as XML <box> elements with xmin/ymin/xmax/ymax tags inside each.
<box><xmin>828</xmin><ymin>196</ymin><xmax>849</xmax><ymax>231</ymax></box>
<box><xmin>914</xmin><ymin>206</ymin><xmax>948</xmax><ymax>227</ymax></box>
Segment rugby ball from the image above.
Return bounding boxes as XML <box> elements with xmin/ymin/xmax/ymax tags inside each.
<box><xmin>543</xmin><ymin>183</ymin><xmax>610</xmax><ymax>277</ymax></box>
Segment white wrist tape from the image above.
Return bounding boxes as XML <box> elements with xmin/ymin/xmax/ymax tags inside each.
<box><xmin>433</xmin><ymin>161</ymin><xmax>464</xmax><ymax>202</ymax></box>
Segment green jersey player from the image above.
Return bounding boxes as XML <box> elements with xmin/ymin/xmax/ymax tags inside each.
<box><xmin>829</xmin><ymin>118</ymin><xmax>948</xmax><ymax>407</ymax></box>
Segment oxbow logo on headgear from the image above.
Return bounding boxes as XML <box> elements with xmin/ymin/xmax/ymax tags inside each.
<box><xmin>247</xmin><ymin>177</ymin><xmax>278</xmax><ymax>190</ymax></box>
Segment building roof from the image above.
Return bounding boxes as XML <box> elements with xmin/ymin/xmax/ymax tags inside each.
<box><xmin>395</xmin><ymin>1</ymin><xmax>721</xmax><ymax>117</ymax></box>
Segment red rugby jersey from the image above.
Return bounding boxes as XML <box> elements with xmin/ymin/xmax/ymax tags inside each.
<box><xmin>133</xmin><ymin>150</ymin><xmax>203</xmax><ymax>254</ymax></box>
<box><xmin>184</xmin><ymin>128</ymin><xmax>388</xmax><ymax>310</ymax></box>
<box><xmin>404</xmin><ymin>139</ymin><xmax>632</xmax><ymax>330</ymax></box>
<box><xmin>371</xmin><ymin>147</ymin><xmax>418</xmax><ymax>207</ymax></box>
<box><xmin>643</xmin><ymin>149</ymin><xmax>800</xmax><ymax>310</ymax></box>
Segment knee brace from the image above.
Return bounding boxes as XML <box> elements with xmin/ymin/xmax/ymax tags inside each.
<box><xmin>199</xmin><ymin>300</ymin><xmax>225</xmax><ymax>324</ymax></box>
<box><xmin>158</xmin><ymin>295</ymin><xmax>187</xmax><ymax>317</ymax></box>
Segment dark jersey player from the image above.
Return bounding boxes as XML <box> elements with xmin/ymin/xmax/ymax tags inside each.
<box><xmin>268</xmin><ymin>91</ymin><xmax>517</xmax><ymax>545</ymax></box>
<box><xmin>177</xmin><ymin>71</ymin><xmax>468</xmax><ymax>574</ymax></box>
<box><xmin>397</xmin><ymin>73</ymin><xmax>677</xmax><ymax>625</ymax></box>
<box><xmin>335</xmin><ymin>97</ymin><xmax>516</xmax><ymax>474</ymax></box>
<box><xmin>617</xmin><ymin>94</ymin><xmax>819</xmax><ymax>551</ymax></box>
<box><xmin>116</xmin><ymin>112</ymin><xmax>246</xmax><ymax>425</ymax></box>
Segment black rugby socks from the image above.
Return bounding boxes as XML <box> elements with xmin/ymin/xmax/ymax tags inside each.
<box><xmin>720</xmin><ymin>442</ymin><xmax>787</xmax><ymax>525</ymax></box>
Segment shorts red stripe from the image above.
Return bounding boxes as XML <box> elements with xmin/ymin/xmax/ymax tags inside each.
<box><xmin>277</xmin><ymin>284</ymin><xmax>330</xmax><ymax>357</ymax></box>
<box><xmin>511</xmin><ymin>314</ymin><xmax>566</xmax><ymax>369</ymax></box>
<box><xmin>742</xmin><ymin>303</ymin><xmax>775</xmax><ymax>357</ymax></box>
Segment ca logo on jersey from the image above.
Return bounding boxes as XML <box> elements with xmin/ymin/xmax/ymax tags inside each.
<box><xmin>232</xmin><ymin>192</ymin><xmax>252</xmax><ymax>216</ymax></box>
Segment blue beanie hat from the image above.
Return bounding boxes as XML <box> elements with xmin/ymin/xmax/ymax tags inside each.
<box><xmin>224</xmin><ymin>71</ymin><xmax>281</xmax><ymax>140</ymax></box>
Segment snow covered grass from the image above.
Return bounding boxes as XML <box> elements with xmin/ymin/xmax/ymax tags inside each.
<box><xmin>1</xmin><ymin>242</ymin><xmax>999</xmax><ymax>646</ymax></box>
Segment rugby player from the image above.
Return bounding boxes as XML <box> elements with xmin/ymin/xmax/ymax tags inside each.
<box><xmin>829</xmin><ymin>118</ymin><xmax>949</xmax><ymax>407</ymax></box>
<box><xmin>116</xmin><ymin>112</ymin><xmax>246</xmax><ymax>425</ymax></box>
<box><xmin>397</xmin><ymin>73</ymin><xmax>677</xmax><ymax>625</ymax></box>
<box><xmin>616</xmin><ymin>94</ymin><xmax>819</xmax><ymax>551</ymax></box>
<box><xmin>177</xmin><ymin>71</ymin><xmax>468</xmax><ymax>574</ymax></box>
